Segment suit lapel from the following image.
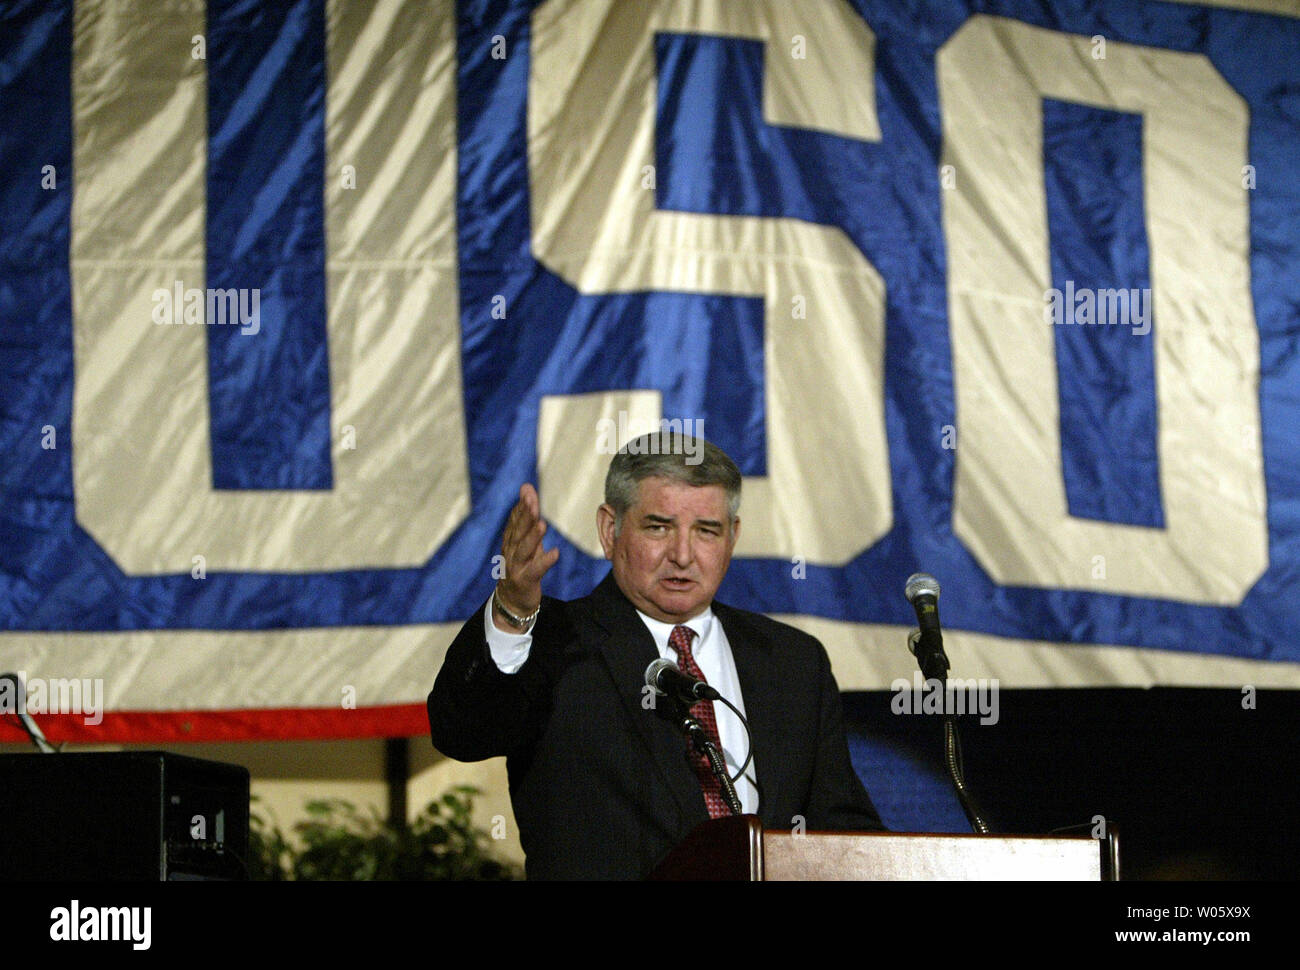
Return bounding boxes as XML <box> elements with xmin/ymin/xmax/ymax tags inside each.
<box><xmin>714</xmin><ymin>603</ymin><xmax>787</xmax><ymax>822</ymax></box>
<box><xmin>585</xmin><ymin>574</ymin><xmax>709</xmax><ymax>829</ymax></box>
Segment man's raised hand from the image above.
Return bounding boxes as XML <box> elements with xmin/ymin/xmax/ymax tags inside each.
<box><xmin>494</xmin><ymin>483</ymin><xmax>560</xmax><ymax>631</ymax></box>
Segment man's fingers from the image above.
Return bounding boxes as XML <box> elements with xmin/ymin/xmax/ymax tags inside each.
<box><xmin>517</xmin><ymin>543</ymin><xmax>560</xmax><ymax>587</ymax></box>
<box><xmin>505</xmin><ymin>484</ymin><xmax>542</xmax><ymax>536</ymax></box>
<box><xmin>520</xmin><ymin>482</ymin><xmax>540</xmax><ymax>518</ymax></box>
<box><xmin>511</xmin><ymin>518</ymin><xmax>547</xmax><ymax>566</ymax></box>
<box><xmin>503</xmin><ymin>495</ymin><xmax>540</xmax><ymax>553</ymax></box>
<box><xmin>500</xmin><ymin>484</ymin><xmax>554</xmax><ymax>594</ymax></box>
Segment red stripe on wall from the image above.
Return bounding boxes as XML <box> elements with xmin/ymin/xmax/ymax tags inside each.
<box><xmin>0</xmin><ymin>703</ymin><xmax>429</xmax><ymax>743</ymax></box>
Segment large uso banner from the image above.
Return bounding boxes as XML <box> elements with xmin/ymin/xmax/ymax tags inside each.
<box><xmin>1</xmin><ymin>0</ymin><xmax>1298</xmax><ymax>742</ymax></box>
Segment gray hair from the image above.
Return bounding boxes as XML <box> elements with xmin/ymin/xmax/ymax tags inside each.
<box><xmin>604</xmin><ymin>432</ymin><xmax>741</xmax><ymax>531</ymax></box>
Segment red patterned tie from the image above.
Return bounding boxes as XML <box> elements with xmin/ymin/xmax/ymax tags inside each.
<box><xmin>668</xmin><ymin>624</ymin><xmax>730</xmax><ymax>818</ymax></box>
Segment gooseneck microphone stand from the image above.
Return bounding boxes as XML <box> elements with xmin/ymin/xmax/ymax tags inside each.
<box><xmin>943</xmin><ymin>706</ymin><xmax>990</xmax><ymax>835</ymax></box>
<box><xmin>906</xmin><ymin>631</ymin><xmax>989</xmax><ymax>834</ymax></box>
<box><xmin>904</xmin><ymin>570</ymin><xmax>993</xmax><ymax>836</ymax></box>
<box><xmin>673</xmin><ymin>706</ymin><xmax>743</xmax><ymax>816</ymax></box>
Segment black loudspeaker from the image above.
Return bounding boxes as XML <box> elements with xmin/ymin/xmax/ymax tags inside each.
<box><xmin>0</xmin><ymin>751</ymin><xmax>250</xmax><ymax>880</ymax></box>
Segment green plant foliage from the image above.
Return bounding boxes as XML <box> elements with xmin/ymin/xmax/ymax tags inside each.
<box><xmin>247</xmin><ymin>787</ymin><xmax>520</xmax><ymax>881</ymax></box>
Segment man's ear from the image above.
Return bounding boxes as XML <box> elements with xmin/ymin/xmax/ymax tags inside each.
<box><xmin>596</xmin><ymin>504</ymin><xmax>617</xmax><ymax>560</ymax></box>
<box><xmin>729</xmin><ymin>515</ymin><xmax>741</xmax><ymax>547</ymax></box>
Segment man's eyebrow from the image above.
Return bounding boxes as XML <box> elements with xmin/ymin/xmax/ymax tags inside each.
<box><xmin>640</xmin><ymin>513</ymin><xmax>727</xmax><ymax>529</ymax></box>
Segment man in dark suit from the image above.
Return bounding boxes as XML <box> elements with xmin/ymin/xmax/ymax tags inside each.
<box><xmin>428</xmin><ymin>432</ymin><xmax>883</xmax><ymax>879</ymax></box>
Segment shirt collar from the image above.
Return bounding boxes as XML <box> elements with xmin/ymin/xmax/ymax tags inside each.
<box><xmin>636</xmin><ymin>606</ymin><xmax>715</xmax><ymax>651</ymax></box>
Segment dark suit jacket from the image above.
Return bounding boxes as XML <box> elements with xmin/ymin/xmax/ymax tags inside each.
<box><xmin>427</xmin><ymin>572</ymin><xmax>883</xmax><ymax>879</ymax></box>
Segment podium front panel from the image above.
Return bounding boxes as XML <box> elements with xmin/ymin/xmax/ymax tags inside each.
<box><xmin>764</xmin><ymin>831</ymin><xmax>1104</xmax><ymax>880</ymax></box>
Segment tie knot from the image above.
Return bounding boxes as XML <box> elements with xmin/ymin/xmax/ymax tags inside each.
<box><xmin>668</xmin><ymin>624</ymin><xmax>697</xmax><ymax>659</ymax></box>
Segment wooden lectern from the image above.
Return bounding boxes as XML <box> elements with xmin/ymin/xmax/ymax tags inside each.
<box><xmin>649</xmin><ymin>815</ymin><xmax>1117</xmax><ymax>880</ymax></box>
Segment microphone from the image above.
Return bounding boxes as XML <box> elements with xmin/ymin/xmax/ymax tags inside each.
<box><xmin>904</xmin><ymin>573</ymin><xmax>950</xmax><ymax>682</ymax></box>
<box><xmin>900</xmin><ymin>575</ymin><xmax>991</xmax><ymax>835</ymax></box>
<box><xmin>644</xmin><ymin>658</ymin><xmax>720</xmax><ymax>706</ymax></box>
<box><xmin>644</xmin><ymin>660</ymin><xmax>742</xmax><ymax>816</ymax></box>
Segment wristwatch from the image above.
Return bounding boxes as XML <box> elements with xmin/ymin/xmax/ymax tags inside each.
<box><xmin>493</xmin><ymin>587</ymin><xmax>540</xmax><ymax>630</ymax></box>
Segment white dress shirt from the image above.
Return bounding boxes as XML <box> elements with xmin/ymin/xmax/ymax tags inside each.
<box><xmin>482</xmin><ymin>598</ymin><xmax>759</xmax><ymax>814</ymax></box>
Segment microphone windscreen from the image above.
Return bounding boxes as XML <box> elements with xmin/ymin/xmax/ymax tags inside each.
<box><xmin>644</xmin><ymin>657</ymin><xmax>679</xmax><ymax>692</ymax></box>
<box><xmin>904</xmin><ymin>572</ymin><xmax>940</xmax><ymax>603</ymax></box>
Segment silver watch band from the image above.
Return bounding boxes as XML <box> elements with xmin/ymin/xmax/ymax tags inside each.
<box><xmin>493</xmin><ymin>588</ymin><xmax>540</xmax><ymax>629</ymax></box>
